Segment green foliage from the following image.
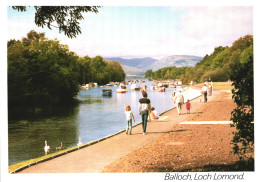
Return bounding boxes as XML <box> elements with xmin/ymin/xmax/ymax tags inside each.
<box><xmin>201</xmin><ymin>69</ymin><xmax>228</xmax><ymax>83</ymax></box>
<box><xmin>150</xmin><ymin>35</ymin><xmax>253</xmax><ymax>87</ymax></box>
<box><xmin>77</xmin><ymin>56</ymin><xmax>126</xmax><ymax>85</ymax></box>
<box><xmin>12</xmin><ymin>6</ymin><xmax>101</xmax><ymax>38</ymax></box>
<box><xmin>151</xmin><ymin>66</ymin><xmax>189</xmax><ymax>81</ymax></box>
<box><xmin>230</xmin><ymin>45</ymin><xmax>254</xmax><ymax>158</ymax></box>
<box><xmin>8</xmin><ymin>30</ymin><xmax>126</xmax><ymax>108</ymax></box>
<box><xmin>8</xmin><ymin>30</ymin><xmax>80</xmax><ymax>106</ymax></box>
<box><xmin>144</xmin><ymin>69</ymin><xmax>153</xmax><ymax>80</ymax></box>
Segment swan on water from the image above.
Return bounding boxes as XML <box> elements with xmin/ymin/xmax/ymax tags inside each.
<box><xmin>77</xmin><ymin>137</ymin><xmax>82</xmax><ymax>146</ymax></box>
<box><xmin>44</xmin><ymin>140</ymin><xmax>50</xmax><ymax>155</ymax></box>
<box><xmin>56</xmin><ymin>142</ymin><xmax>62</xmax><ymax>151</ymax></box>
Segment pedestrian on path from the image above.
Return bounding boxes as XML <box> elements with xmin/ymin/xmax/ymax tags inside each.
<box><xmin>208</xmin><ymin>84</ymin><xmax>212</xmax><ymax>96</ymax></box>
<box><xmin>202</xmin><ymin>84</ymin><xmax>208</xmax><ymax>103</ymax></box>
<box><xmin>139</xmin><ymin>92</ymin><xmax>151</xmax><ymax>135</ymax></box>
<box><xmin>174</xmin><ymin>90</ymin><xmax>184</xmax><ymax>115</ymax></box>
<box><xmin>125</xmin><ymin>105</ymin><xmax>135</xmax><ymax>135</ymax></box>
<box><xmin>186</xmin><ymin>99</ymin><xmax>191</xmax><ymax>114</ymax></box>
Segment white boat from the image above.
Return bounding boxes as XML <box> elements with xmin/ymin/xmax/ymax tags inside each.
<box><xmin>130</xmin><ymin>84</ymin><xmax>140</xmax><ymax>91</ymax></box>
<box><xmin>156</xmin><ymin>86</ymin><xmax>166</xmax><ymax>92</ymax></box>
<box><xmin>117</xmin><ymin>85</ymin><xmax>128</xmax><ymax>93</ymax></box>
<box><xmin>82</xmin><ymin>84</ymin><xmax>90</xmax><ymax>89</ymax></box>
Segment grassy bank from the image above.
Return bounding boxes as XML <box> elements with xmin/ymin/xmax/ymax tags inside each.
<box><xmin>8</xmin><ymin>146</ymin><xmax>78</xmax><ymax>173</ymax></box>
<box><xmin>194</xmin><ymin>82</ymin><xmax>233</xmax><ymax>91</ymax></box>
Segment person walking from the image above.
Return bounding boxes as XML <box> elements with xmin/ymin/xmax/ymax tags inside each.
<box><xmin>125</xmin><ymin>105</ymin><xmax>135</xmax><ymax>135</ymax></box>
<box><xmin>186</xmin><ymin>99</ymin><xmax>192</xmax><ymax>114</ymax></box>
<box><xmin>202</xmin><ymin>84</ymin><xmax>208</xmax><ymax>102</ymax></box>
<box><xmin>139</xmin><ymin>92</ymin><xmax>151</xmax><ymax>135</ymax></box>
<box><xmin>174</xmin><ymin>90</ymin><xmax>184</xmax><ymax>115</ymax></box>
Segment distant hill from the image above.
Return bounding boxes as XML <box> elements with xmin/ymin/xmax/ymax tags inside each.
<box><xmin>104</xmin><ymin>55</ymin><xmax>203</xmax><ymax>75</ymax></box>
<box><xmin>149</xmin><ymin>55</ymin><xmax>203</xmax><ymax>71</ymax></box>
<box><xmin>121</xmin><ymin>65</ymin><xmax>145</xmax><ymax>76</ymax></box>
<box><xmin>104</xmin><ymin>57</ymin><xmax>157</xmax><ymax>69</ymax></box>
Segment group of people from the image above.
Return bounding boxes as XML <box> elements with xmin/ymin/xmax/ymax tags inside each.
<box><xmin>125</xmin><ymin>91</ymin><xmax>159</xmax><ymax>135</ymax></box>
<box><xmin>170</xmin><ymin>90</ymin><xmax>191</xmax><ymax>115</ymax></box>
<box><xmin>124</xmin><ymin>80</ymin><xmax>213</xmax><ymax>136</ymax></box>
<box><xmin>201</xmin><ymin>79</ymin><xmax>213</xmax><ymax>103</ymax></box>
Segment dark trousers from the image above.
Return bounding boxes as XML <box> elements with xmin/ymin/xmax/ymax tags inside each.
<box><xmin>141</xmin><ymin>110</ymin><xmax>149</xmax><ymax>133</ymax></box>
<box><xmin>203</xmin><ymin>92</ymin><xmax>207</xmax><ymax>102</ymax></box>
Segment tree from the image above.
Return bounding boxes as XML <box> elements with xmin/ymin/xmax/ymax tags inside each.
<box><xmin>144</xmin><ymin>69</ymin><xmax>153</xmax><ymax>80</ymax></box>
<box><xmin>230</xmin><ymin>42</ymin><xmax>254</xmax><ymax>160</ymax></box>
<box><xmin>8</xmin><ymin>30</ymin><xmax>80</xmax><ymax>106</ymax></box>
<box><xmin>12</xmin><ymin>6</ymin><xmax>101</xmax><ymax>38</ymax></box>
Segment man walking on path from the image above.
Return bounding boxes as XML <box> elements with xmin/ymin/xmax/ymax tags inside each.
<box><xmin>174</xmin><ymin>90</ymin><xmax>184</xmax><ymax>115</ymax></box>
<box><xmin>139</xmin><ymin>92</ymin><xmax>151</xmax><ymax>135</ymax></box>
<box><xmin>202</xmin><ymin>84</ymin><xmax>208</xmax><ymax>102</ymax></box>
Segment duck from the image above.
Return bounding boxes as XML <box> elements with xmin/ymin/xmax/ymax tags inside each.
<box><xmin>44</xmin><ymin>140</ymin><xmax>50</xmax><ymax>154</ymax></box>
<box><xmin>56</xmin><ymin>142</ymin><xmax>62</xmax><ymax>151</ymax></box>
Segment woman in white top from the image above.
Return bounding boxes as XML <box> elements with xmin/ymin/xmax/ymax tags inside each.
<box><xmin>125</xmin><ymin>105</ymin><xmax>135</xmax><ymax>135</ymax></box>
<box><xmin>173</xmin><ymin>90</ymin><xmax>184</xmax><ymax>115</ymax></box>
<box><xmin>202</xmin><ymin>84</ymin><xmax>208</xmax><ymax>103</ymax></box>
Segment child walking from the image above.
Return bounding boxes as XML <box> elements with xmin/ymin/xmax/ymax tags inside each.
<box><xmin>186</xmin><ymin>99</ymin><xmax>192</xmax><ymax>114</ymax></box>
<box><xmin>125</xmin><ymin>105</ymin><xmax>135</xmax><ymax>135</ymax></box>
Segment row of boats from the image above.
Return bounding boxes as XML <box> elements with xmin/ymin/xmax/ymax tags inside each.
<box><xmin>102</xmin><ymin>80</ymin><xmax>183</xmax><ymax>96</ymax></box>
<box><xmin>81</xmin><ymin>80</ymin><xmax>182</xmax><ymax>96</ymax></box>
<box><xmin>102</xmin><ymin>84</ymin><xmax>140</xmax><ymax>96</ymax></box>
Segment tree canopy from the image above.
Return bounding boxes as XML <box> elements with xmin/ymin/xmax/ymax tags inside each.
<box><xmin>12</xmin><ymin>6</ymin><xmax>101</xmax><ymax>38</ymax></box>
<box><xmin>8</xmin><ymin>30</ymin><xmax>125</xmax><ymax>107</ymax></box>
<box><xmin>146</xmin><ymin>35</ymin><xmax>253</xmax><ymax>86</ymax></box>
<box><xmin>144</xmin><ymin>34</ymin><xmax>254</xmax><ymax>161</ymax></box>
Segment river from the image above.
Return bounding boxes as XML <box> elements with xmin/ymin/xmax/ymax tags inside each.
<box><xmin>8</xmin><ymin>80</ymin><xmax>181</xmax><ymax>165</ymax></box>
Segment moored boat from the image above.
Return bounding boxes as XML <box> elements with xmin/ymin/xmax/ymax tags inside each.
<box><xmin>82</xmin><ymin>84</ymin><xmax>90</xmax><ymax>89</ymax></box>
<box><xmin>102</xmin><ymin>89</ymin><xmax>112</xmax><ymax>96</ymax></box>
<box><xmin>130</xmin><ymin>84</ymin><xmax>140</xmax><ymax>91</ymax></box>
<box><xmin>117</xmin><ymin>85</ymin><xmax>128</xmax><ymax>93</ymax></box>
<box><xmin>156</xmin><ymin>86</ymin><xmax>166</xmax><ymax>92</ymax></box>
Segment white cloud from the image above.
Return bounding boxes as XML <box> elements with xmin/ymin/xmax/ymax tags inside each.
<box><xmin>7</xmin><ymin>6</ymin><xmax>253</xmax><ymax>58</ymax></box>
<box><xmin>177</xmin><ymin>7</ymin><xmax>253</xmax><ymax>50</ymax></box>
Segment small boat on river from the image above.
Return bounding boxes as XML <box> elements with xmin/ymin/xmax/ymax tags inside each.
<box><xmin>82</xmin><ymin>84</ymin><xmax>90</xmax><ymax>89</ymax></box>
<box><xmin>117</xmin><ymin>85</ymin><xmax>128</xmax><ymax>93</ymax></box>
<box><xmin>102</xmin><ymin>89</ymin><xmax>112</xmax><ymax>96</ymax></box>
<box><xmin>156</xmin><ymin>86</ymin><xmax>166</xmax><ymax>92</ymax></box>
<box><xmin>130</xmin><ymin>84</ymin><xmax>140</xmax><ymax>91</ymax></box>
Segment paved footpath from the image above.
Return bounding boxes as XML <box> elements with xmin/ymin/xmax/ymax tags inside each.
<box><xmin>20</xmin><ymin>89</ymin><xmax>219</xmax><ymax>173</ymax></box>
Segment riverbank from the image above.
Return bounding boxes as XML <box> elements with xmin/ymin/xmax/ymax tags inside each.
<box><xmin>102</xmin><ymin>84</ymin><xmax>254</xmax><ymax>172</ymax></box>
<box><xmin>11</xmin><ymin>82</ymin><xmax>254</xmax><ymax>173</ymax></box>
<box><xmin>14</xmin><ymin>86</ymin><xmax>204</xmax><ymax>173</ymax></box>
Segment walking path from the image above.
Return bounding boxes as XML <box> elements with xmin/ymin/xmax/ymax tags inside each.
<box><xmin>19</xmin><ymin>88</ymin><xmax>218</xmax><ymax>173</ymax></box>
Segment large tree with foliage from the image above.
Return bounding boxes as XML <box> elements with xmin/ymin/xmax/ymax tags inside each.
<box><xmin>12</xmin><ymin>6</ymin><xmax>101</xmax><ymax>38</ymax></box>
<box><xmin>229</xmin><ymin>36</ymin><xmax>254</xmax><ymax>159</ymax></box>
<box><xmin>8</xmin><ymin>30</ymin><xmax>80</xmax><ymax>106</ymax></box>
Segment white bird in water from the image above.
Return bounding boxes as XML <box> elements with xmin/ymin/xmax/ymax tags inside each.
<box><xmin>44</xmin><ymin>140</ymin><xmax>50</xmax><ymax>155</ymax></box>
<box><xmin>77</xmin><ymin>137</ymin><xmax>82</xmax><ymax>146</ymax></box>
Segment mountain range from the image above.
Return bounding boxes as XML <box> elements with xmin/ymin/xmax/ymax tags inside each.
<box><xmin>104</xmin><ymin>55</ymin><xmax>203</xmax><ymax>76</ymax></box>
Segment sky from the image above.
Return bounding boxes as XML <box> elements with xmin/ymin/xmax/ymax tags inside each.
<box><xmin>7</xmin><ymin>6</ymin><xmax>253</xmax><ymax>59</ymax></box>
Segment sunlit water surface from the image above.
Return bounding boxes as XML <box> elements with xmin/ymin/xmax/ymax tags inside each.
<box><xmin>8</xmin><ymin>81</ymin><xmax>179</xmax><ymax>165</ymax></box>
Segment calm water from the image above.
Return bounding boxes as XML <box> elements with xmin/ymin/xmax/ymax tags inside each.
<box><xmin>8</xmin><ymin>81</ymin><xmax>177</xmax><ymax>165</ymax></box>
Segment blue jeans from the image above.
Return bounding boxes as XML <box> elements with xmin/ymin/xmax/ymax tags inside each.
<box><xmin>126</xmin><ymin>119</ymin><xmax>132</xmax><ymax>134</ymax></box>
<box><xmin>203</xmin><ymin>92</ymin><xmax>207</xmax><ymax>102</ymax></box>
<box><xmin>141</xmin><ymin>110</ymin><xmax>149</xmax><ymax>133</ymax></box>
